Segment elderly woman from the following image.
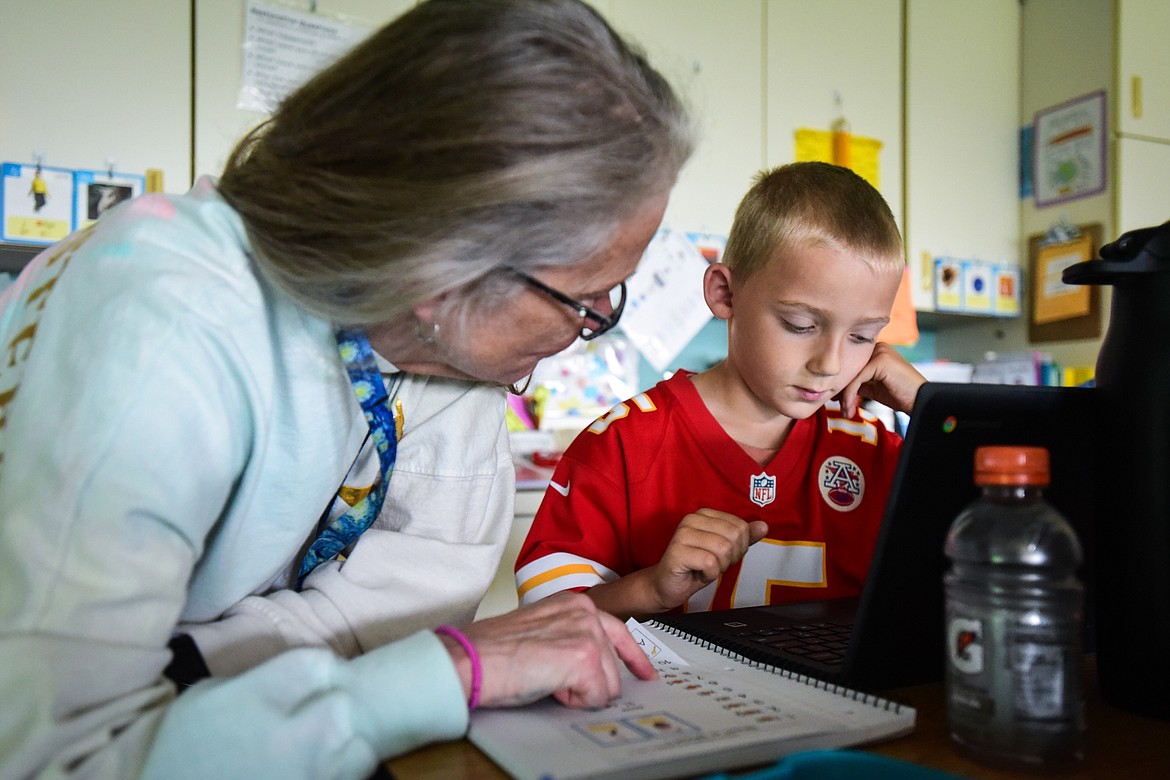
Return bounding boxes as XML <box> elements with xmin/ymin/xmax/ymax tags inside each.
<box><xmin>0</xmin><ymin>0</ymin><xmax>693</xmax><ymax>777</ymax></box>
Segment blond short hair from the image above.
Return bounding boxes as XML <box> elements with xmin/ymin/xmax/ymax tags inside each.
<box><xmin>722</xmin><ymin>162</ymin><xmax>903</xmax><ymax>280</ymax></box>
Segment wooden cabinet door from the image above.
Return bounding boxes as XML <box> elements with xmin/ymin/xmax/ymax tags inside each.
<box><xmin>0</xmin><ymin>0</ymin><xmax>191</xmax><ymax>193</ymax></box>
<box><xmin>1117</xmin><ymin>137</ymin><xmax>1170</xmax><ymax>234</ymax></box>
<box><xmin>1117</xmin><ymin>0</ymin><xmax>1170</xmax><ymax>142</ymax></box>
<box><xmin>600</xmin><ymin>0</ymin><xmax>766</xmax><ymax>237</ymax></box>
<box><xmin>765</xmin><ymin>0</ymin><xmax>904</xmax><ymax>233</ymax></box>
<box><xmin>904</xmin><ymin>0</ymin><xmax>1020</xmax><ymax>312</ymax></box>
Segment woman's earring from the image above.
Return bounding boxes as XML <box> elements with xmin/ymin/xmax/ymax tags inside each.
<box><xmin>415</xmin><ymin>319</ymin><xmax>439</xmax><ymax>345</ymax></box>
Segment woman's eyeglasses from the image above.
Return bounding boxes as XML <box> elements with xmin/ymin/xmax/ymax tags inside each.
<box><xmin>510</xmin><ymin>270</ymin><xmax>627</xmax><ymax>341</ymax></box>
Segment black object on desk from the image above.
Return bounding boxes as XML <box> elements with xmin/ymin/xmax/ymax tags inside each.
<box><xmin>1065</xmin><ymin>220</ymin><xmax>1170</xmax><ymax>721</ymax></box>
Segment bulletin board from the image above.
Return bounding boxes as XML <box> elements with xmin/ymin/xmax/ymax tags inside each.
<box><xmin>1027</xmin><ymin>222</ymin><xmax>1102</xmax><ymax>343</ymax></box>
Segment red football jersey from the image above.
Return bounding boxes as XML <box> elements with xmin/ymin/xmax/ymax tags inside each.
<box><xmin>515</xmin><ymin>371</ymin><xmax>903</xmax><ymax>612</ymax></box>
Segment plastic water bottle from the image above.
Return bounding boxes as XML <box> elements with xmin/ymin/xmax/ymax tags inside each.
<box><xmin>943</xmin><ymin>445</ymin><xmax>1084</xmax><ymax>769</ymax></box>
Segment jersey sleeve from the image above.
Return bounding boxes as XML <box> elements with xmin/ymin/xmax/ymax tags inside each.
<box><xmin>514</xmin><ymin>409</ymin><xmax>646</xmax><ymax>605</ymax></box>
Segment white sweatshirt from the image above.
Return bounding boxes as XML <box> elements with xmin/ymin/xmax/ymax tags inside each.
<box><xmin>0</xmin><ymin>178</ymin><xmax>514</xmax><ymax>779</ymax></box>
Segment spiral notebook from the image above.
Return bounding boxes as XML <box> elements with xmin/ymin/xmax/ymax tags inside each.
<box><xmin>467</xmin><ymin>620</ymin><xmax>915</xmax><ymax>780</ymax></box>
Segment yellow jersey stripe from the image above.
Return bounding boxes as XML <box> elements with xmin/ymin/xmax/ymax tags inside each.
<box><xmin>517</xmin><ymin>563</ymin><xmax>601</xmax><ymax>598</ymax></box>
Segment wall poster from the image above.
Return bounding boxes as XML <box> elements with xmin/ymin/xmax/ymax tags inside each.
<box><xmin>1032</xmin><ymin>90</ymin><xmax>1107</xmax><ymax>208</ymax></box>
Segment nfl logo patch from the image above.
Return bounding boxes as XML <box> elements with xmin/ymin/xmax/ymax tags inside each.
<box><xmin>749</xmin><ymin>472</ymin><xmax>777</xmax><ymax>507</ymax></box>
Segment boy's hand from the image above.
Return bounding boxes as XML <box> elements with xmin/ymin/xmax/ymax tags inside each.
<box><xmin>646</xmin><ymin>509</ymin><xmax>769</xmax><ymax>611</ymax></box>
<box><xmin>836</xmin><ymin>342</ymin><xmax>927</xmax><ymax>418</ymax></box>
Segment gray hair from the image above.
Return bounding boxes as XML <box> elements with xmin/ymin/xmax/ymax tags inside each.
<box><xmin>217</xmin><ymin>0</ymin><xmax>693</xmax><ymax>327</ymax></box>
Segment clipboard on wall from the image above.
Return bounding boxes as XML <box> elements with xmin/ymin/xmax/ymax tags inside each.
<box><xmin>1028</xmin><ymin>222</ymin><xmax>1102</xmax><ymax>343</ymax></box>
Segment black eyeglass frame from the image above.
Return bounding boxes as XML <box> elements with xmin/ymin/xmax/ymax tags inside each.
<box><xmin>509</xmin><ymin>269</ymin><xmax>627</xmax><ymax>341</ymax></box>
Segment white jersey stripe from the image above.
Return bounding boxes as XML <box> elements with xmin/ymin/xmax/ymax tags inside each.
<box><xmin>515</xmin><ymin>552</ymin><xmax>618</xmax><ymax>604</ymax></box>
<box><xmin>732</xmin><ymin>539</ymin><xmax>827</xmax><ymax>607</ymax></box>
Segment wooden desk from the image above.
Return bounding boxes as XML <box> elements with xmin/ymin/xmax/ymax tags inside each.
<box><xmin>387</xmin><ymin>657</ymin><xmax>1170</xmax><ymax>779</ymax></box>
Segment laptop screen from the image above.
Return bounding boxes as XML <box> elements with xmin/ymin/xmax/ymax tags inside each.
<box><xmin>846</xmin><ymin>381</ymin><xmax>1097</xmax><ymax>690</ymax></box>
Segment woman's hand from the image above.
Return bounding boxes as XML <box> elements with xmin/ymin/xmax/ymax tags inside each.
<box><xmin>439</xmin><ymin>592</ymin><xmax>657</xmax><ymax>710</ymax></box>
<box><xmin>836</xmin><ymin>342</ymin><xmax>927</xmax><ymax>418</ymax></box>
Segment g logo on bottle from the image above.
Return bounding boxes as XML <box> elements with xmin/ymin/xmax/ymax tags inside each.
<box><xmin>948</xmin><ymin>617</ymin><xmax>984</xmax><ymax>674</ymax></box>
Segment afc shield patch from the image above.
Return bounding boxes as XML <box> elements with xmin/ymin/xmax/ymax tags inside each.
<box><xmin>817</xmin><ymin>456</ymin><xmax>865</xmax><ymax>512</ymax></box>
<box><xmin>749</xmin><ymin>472</ymin><xmax>777</xmax><ymax>507</ymax></box>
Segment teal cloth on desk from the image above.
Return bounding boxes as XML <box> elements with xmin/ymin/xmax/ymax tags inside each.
<box><xmin>701</xmin><ymin>749</ymin><xmax>962</xmax><ymax>780</ymax></box>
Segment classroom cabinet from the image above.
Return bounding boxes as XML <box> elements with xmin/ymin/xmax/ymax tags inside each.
<box><xmin>599</xmin><ymin>0</ymin><xmax>903</xmax><ymax>241</ymax></box>
<box><xmin>2</xmin><ymin>0</ymin><xmax>1022</xmax><ymax>297</ymax></box>
<box><xmin>1115</xmin><ymin>0</ymin><xmax>1170</xmax><ymax>235</ymax></box>
<box><xmin>0</xmin><ymin>1</ymin><xmax>191</xmax><ymax>194</ymax></box>
<box><xmin>1116</xmin><ymin>139</ymin><xmax>1170</xmax><ymax>235</ymax></box>
<box><xmin>765</xmin><ymin>0</ymin><xmax>904</xmax><ymax>233</ymax></box>
<box><xmin>612</xmin><ymin>0</ymin><xmax>1019</xmax><ymax>317</ymax></box>
<box><xmin>903</xmin><ymin>0</ymin><xmax>1021</xmax><ymax>313</ymax></box>
<box><xmin>1116</xmin><ymin>0</ymin><xmax>1170</xmax><ymax>142</ymax></box>
<box><xmin>597</xmin><ymin>0</ymin><xmax>766</xmax><ymax>238</ymax></box>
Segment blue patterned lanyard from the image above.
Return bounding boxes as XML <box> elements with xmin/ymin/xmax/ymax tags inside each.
<box><xmin>297</xmin><ymin>329</ymin><xmax>401</xmax><ymax>589</ymax></box>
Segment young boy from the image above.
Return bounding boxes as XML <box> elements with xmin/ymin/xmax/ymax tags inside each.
<box><xmin>514</xmin><ymin>162</ymin><xmax>926</xmax><ymax>620</ymax></box>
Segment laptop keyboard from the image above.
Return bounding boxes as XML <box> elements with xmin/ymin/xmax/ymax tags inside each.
<box><xmin>729</xmin><ymin>621</ymin><xmax>853</xmax><ymax>666</ymax></box>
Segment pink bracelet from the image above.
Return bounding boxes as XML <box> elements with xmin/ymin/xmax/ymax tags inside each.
<box><xmin>435</xmin><ymin>625</ymin><xmax>482</xmax><ymax>710</ymax></box>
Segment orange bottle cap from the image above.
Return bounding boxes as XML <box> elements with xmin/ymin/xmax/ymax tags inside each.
<box><xmin>974</xmin><ymin>445</ymin><xmax>1050</xmax><ymax>486</ymax></box>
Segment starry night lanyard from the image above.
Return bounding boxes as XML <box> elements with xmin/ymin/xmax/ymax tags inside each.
<box><xmin>296</xmin><ymin>329</ymin><xmax>402</xmax><ymax>590</ymax></box>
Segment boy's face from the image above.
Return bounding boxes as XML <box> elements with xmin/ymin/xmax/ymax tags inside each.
<box><xmin>718</xmin><ymin>243</ymin><xmax>901</xmax><ymax>422</ymax></box>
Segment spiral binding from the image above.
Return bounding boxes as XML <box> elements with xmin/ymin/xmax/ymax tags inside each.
<box><xmin>648</xmin><ymin>620</ymin><xmax>905</xmax><ymax>713</ymax></box>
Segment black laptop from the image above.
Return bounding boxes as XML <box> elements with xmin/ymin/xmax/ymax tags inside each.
<box><xmin>654</xmin><ymin>381</ymin><xmax>1098</xmax><ymax>693</ymax></box>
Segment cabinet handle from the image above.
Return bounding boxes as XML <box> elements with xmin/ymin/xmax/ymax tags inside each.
<box><xmin>1132</xmin><ymin>75</ymin><xmax>1143</xmax><ymax>120</ymax></box>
